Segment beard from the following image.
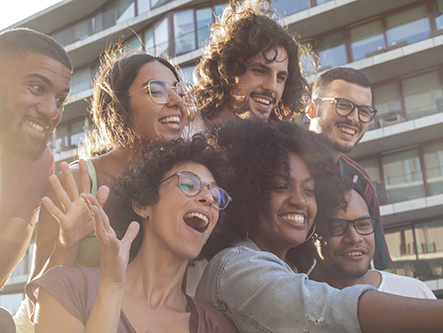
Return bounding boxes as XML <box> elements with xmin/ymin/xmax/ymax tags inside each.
<box><xmin>317</xmin><ymin>116</ymin><xmax>362</xmax><ymax>154</ymax></box>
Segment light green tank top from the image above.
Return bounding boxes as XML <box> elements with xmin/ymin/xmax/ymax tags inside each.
<box><xmin>75</xmin><ymin>159</ymin><xmax>100</xmax><ymax>267</ymax></box>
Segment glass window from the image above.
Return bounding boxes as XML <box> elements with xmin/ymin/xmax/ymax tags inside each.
<box><xmin>317</xmin><ymin>32</ymin><xmax>347</xmax><ymax>69</ymax></box>
<box><xmin>382</xmin><ymin>149</ymin><xmax>425</xmax><ymax>204</ymax></box>
<box><xmin>423</xmin><ymin>141</ymin><xmax>443</xmax><ymax>196</ymax></box>
<box><xmin>317</xmin><ymin>0</ymin><xmax>333</xmax><ymax>4</ymax></box>
<box><xmin>92</xmin><ymin>12</ymin><xmax>104</xmax><ymax>34</ymax></box>
<box><xmin>151</xmin><ymin>0</ymin><xmax>167</xmax><ymax>9</ymax></box>
<box><xmin>155</xmin><ymin>17</ymin><xmax>169</xmax><ymax>55</ymax></box>
<box><xmin>350</xmin><ymin>20</ymin><xmax>385</xmax><ymax>61</ymax></box>
<box><xmin>70</xmin><ymin>119</ymin><xmax>86</xmax><ymax>148</ymax></box>
<box><xmin>385</xmin><ymin>225</ymin><xmax>416</xmax><ymax>259</ymax></box>
<box><xmin>144</xmin><ymin>28</ymin><xmax>155</xmax><ymax>53</ymax></box>
<box><xmin>126</xmin><ymin>35</ymin><xmax>143</xmax><ymax>50</ymax></box>
<box><xmin>103</xmin><ymin>2</ymin><xmax>117</xmax><ymax>30</ymax></box>
<box><xmin>54</xmin><ymin>125</ymin><xmax>69</xmax><ymax>153</ymax></box>
<box><xmin>373</xmin><ymin>82</ymin><xmax>403</xmax><ymax>127</ymax></box>
<box><xmin>414</xmin><ymin>220</ymin><xmax>443</xmax><ymax>280</ymax></box>
<box><xmin>386</xmin><ymin>5</ymin><xmax>431</xmax><ymax>46</ymax></box>
<box><xmin>116</xmin><ymin>0</ymin><xmax>135</xmax><ymax>24</ymax></box>
<box><xmin>137</xmin><ymin>0</ymin><xmax>151</xmax><ymax>15</ymax></box>
<box><xmin>70</xmin><ymin>67</ymin><xmax>92</xmax><ymax>95</ymax></box>
<box><xmin>214</xmin><ymin>2</ymin><xmax>227</xmax><ymax>18</ymax></box>
<box><xmin>174</xmin><ymin>9</ymin><xmax>196</xmax><ymax>55</ymax></box>
<box><xmin>402</xmin><ymin>71</ymin><xmax>443</xmax><ymax>120</ymax></box>
<box><xmin>272</xmin><ymin>0</ymin><xmax>310</xmax><ymax>16</ymax></box>
<box><xmin>435</xmin><ymin>0</ymin><xmax>443</xmax><ymax>30</ymax></box>
<box><xmin>180</xmin><ymin>65</ymin><xmax>196</xmax><ymax>84</ymax></box>
<box><xmin>197</xmin><ymin>7</ymin><xmax>212</xmax><ymax>48</ymax></box>
<box><xmin>358</xmin><ymin>158</ymin><xmax>387</xmax><ymax>205</ymax></box>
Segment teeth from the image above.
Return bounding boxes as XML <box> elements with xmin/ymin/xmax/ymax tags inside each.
<box><xmin>281</xmin><ymin>214</ymin><xmax>304</xmax><ymax>223</ymax></box>
<box><xmin>344</xmin><ymin>251</ymin><xmax>363</xmax><ymax>256</ymax></box>
<box><xmin>251</xmin><ymin>96</ymin><xmax>271</xmax><ymax>105</ymax></box>
<box><xmin>24</xmin><ymin>120</ymin><xmax>45</xmax><ymax>132</ymax></box>
<box><xmin>338</xmin><ymin>127</ymin><xmax>356</xmax><ymax>135</ymax></box>
<box><xmin>184</xmin><ymin>212</ymin><xmax>209</xmax><ymax>227</ymax></box>
<box><xmin>160</xmin><ymin>116</ymin><xmax>180</xmax><ymax>124</ymax></box>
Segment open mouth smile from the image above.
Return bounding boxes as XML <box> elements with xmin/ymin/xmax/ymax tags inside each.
<box><xmin>159</xmin><ymin>116</ymin><xmax>181</xmax><ymax>129</ymax></box>
<box><xmin>183</xmin><ymin>212</ymin><xmax>209</xmax><ymax>233</ymax></box>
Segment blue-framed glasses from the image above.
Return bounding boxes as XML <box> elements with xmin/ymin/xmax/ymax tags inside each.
<box><xmin>159</xmin><ymin>171</ymin><xmax>232</xmax><ymax>210</ymax></box>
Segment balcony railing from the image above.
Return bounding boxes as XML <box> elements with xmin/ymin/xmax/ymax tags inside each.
<box><xmin>386</xmin><ymin>253</ymin><xmax>443</xmax><ymax>283</ymax></box>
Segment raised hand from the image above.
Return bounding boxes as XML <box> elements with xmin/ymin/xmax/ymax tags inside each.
<box><xmin>42</xmin><ymin>160</ymin><xmax>104</xmax><ymax>250</ymax></box>
<box><xmin>84</xmin><ymin>188</ymin><xmax>140</xmax><ymax>286</ymax></box>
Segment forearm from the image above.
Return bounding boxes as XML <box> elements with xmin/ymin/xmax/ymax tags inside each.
<box><xmin>358</xmin><ymin>290</ymin><xmax>443</xmax><ymax>332</ymax></box>
<box><xmin>84</xmin><ymin>280</ymin><xmax>125</xmax><ymax>333</ymax></box>
<box><xmin>42</xmin><ymin>239</ymin><xmax>80</xmax><ymax>274</ymax></box>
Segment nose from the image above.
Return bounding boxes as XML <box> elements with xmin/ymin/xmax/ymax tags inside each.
<box><xmin>346</xmin><ymin>106</ymin><xmax>360</xmax><ymax>123</ymax></box>
<box><xmin>262</xmin><ymin>75</ymin><xmax>278</xmax><ymax>93</ymax></box>
<box><xmin>37</xmin><ymin>95</ymin><xmax>61</xmax><ymax>121</ymax></box>
<box><xmin>195</xmin><ymin>185</ymin><xmax>214</xmax><ymax>207</ymax></box>
<box><xmin>342</xmin><ymin>224</ymin><xmax>363</xmax><ymax>243</ymax></box>
<box><xmin>167</xmin><ymin>88</ymin><xmax>185</xmax><ymax>108</ymax></box>
<box><xmin>288</xmin><ymin>188</ymin><xmax>308</xmax><ymax>209</ymax></box>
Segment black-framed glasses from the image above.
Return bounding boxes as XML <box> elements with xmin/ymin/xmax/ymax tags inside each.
<box><xmin>314</xmin><ymin>97</ymin><xmax>377</xmax><ymax>123</ymax></box>
<box><xmin>129</xmin><ymin>80</ymin><xmax>194</xmax><ymax>106</ymax></box>
<box><xmin>327</xmin><ymin>217</ymin><xmax>378</xmax><ymax>236</ymax></box>
<box><xmin>159</xmin><ymin>171</ymin><xmax>232</xmax><ymax>210</ymax></box>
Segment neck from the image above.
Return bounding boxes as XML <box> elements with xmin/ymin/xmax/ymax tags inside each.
<box><xmin>0</xmin><ymin>142</ymin><xmax>14</xmax><ymax>175</ymax></box>
<box><xmin>315</xmin><ymin>268</ymin><xmax>380</xmax><ymax>290</ymax></box>
<box><xmin>249</xmin><ymin>233</ymin><xmax>288</xmax><ymax>261</ymax></box>
<box><xmin>332</xmin><ymin>150</ymin><xmax>341</xmax><ymax>163</ymax></box>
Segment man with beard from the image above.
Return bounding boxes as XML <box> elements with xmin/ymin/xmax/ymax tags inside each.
<box><xmin>0</xmin><ymin>28</ymin><xmax>72</xmax><ymax>289</ymax></box>
<box><xmin>193</xmin><ymin>0</ymin><xmax>309</xmax><ymax>125</ymax></box>
<box><xmin>307</xmin><ymin>67</ymin><xmax>391</xmax><ymax>270</ymax></box>
<box><xmin>312</xmin><ymin>187</ymin><xmax>435</xmax><ymax>299</ymax></box>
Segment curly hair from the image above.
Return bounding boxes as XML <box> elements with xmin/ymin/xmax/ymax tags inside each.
<box><xmin>202</xmin><ymin>119</ymin><xmax>349</xmax><ymax>271</ymax></box>
<box><xmin>78</xmin><ymin>49</ymin><xmax>181</xmax><ymax>158</ymax></box>
<box><xmin>111</xmin><ymin>133</ymin><xmax>229</xmax><ymax>260</ymax></box>
<box><xmin>194</xmin><ymin>0</ymin><xmax>310</xmax><ymax>123</ymax></box>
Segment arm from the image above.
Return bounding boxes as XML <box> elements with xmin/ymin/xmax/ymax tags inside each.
<box><xmin>0</xmin><ymin>217</ymin><xmax>33</xmax><ymax>288</ymax></box>
<box><xmin>34</xmin><ymin>187</ymin><xmax>139</xmax><ymax>332</ymax></box>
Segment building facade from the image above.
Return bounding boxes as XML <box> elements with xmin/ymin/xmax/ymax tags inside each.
<box><xmin>1</xmin><ymin>0</ymin><xmax>442</xmax><ymax>313</ymax></box>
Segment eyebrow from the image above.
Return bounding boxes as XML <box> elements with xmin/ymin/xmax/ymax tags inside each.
<box><xmin>272</xmin><ymin>174</ymin><xmax>314</xmax><ymax>185</ymax></box>
<box><xmin>248</xmin><ymin>62</ymin><xmax>289</xmax><ymax>77</ymax></box>
<box><xmin>25</xmin><ymin>73</ymin><xmax>70</xmax><ymax>94</ymax></box>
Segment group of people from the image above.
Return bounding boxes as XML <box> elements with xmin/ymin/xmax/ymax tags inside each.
<box><xmin>1</xmin><ymin>0</ymin><xmax>442</xmax><ymax>332</ymax></box>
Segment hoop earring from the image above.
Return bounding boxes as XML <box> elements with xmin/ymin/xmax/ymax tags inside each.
<box><xmin>301</xmin><ymin>224</ymin><xmax>316</xmax><ymax>244</ymax></box>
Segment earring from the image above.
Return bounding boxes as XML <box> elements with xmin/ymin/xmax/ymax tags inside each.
<box><xmin>301</xmin><ymin>224</ymin><xmax>316</xmax><ymax>244</ymax></box>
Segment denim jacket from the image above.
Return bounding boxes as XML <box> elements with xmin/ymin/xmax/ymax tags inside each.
<box><xmin>195</xmin><ymin>238</ymin><xmax>375</xmax><ymax>333</ymax></box>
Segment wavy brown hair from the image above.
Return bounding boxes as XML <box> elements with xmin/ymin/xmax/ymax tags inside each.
<box><xmin>194</xmin><ymin>0</ymin><xmax>310</xmax><ymax>123</ymax></box>
<box><xmin>79</xmin><ymin>49</ymin><xmax>181</xmax><ymax>158</ymax></box>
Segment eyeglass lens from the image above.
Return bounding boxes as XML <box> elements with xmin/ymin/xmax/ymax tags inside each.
<box><xmin>177</xmin><ymin>172</ymin><xmax>230</xmax><ymax>210</ymax></box>
<box><xmin>149</xmin><ymin>80</ymin><xmax>193</xmax><ymax>106</ymax></box>
<box><xmin>335</xmin><ymin>98</ymin><xmax>375</xmax><ymax>123</ymax></box>
<box><xmin>329</xmin><ymin>217</ymin><xmax>377</xmax><ymax>236</ymax></box>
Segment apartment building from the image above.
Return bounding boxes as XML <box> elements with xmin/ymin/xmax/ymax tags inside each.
<box><xmin>1</xmin><ymin>0</ymin><xmax>442</xmax><ymax>313</ymax></box>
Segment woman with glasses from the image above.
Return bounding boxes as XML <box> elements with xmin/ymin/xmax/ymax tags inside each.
<box><xmin>15</xmin><ymin>49</ymin><xmax>196</xmax><ymax>332</ymax></box>
<box><xmin>196</xmin><ymin>119</ymin><xmax>443</xmax><ymax>332</ymax></box>
<box><xmin>26</xmin><ymin>135</ymin><xmax>237</xmax><ymax>332</ymax></box>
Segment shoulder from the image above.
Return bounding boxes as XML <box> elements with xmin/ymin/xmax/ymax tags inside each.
<box><xmin>376</xmin><ymin>270</ymin><xmax>436</xmax><ymax>299</ymax></box>
<box><xmin>188</xmin><ymin>296</ymin><xmax>238</xmax><ymax>332</ymax></box>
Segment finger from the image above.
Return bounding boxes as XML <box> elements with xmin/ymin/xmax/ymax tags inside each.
<box><xmin>49</xmin><ymin>174</ymin><xmax>73</xmax><ymax>211</ymax></box>
<box><xmin>42</xmin><ymin>196</ymin><xmax>67</xmax><ymax>225</ymax></box>
<box><xmin>121</xmin><ymin>221</ymin><xmax>140</xmax><ymax>245</ymax></box>
<box><xmin>78</xmin><ymin>159</ymin><xmax>91</xmax><ymax>194</ymax></box>
<box><xmin>87</xmin><ymin>193</ymin><xmax>112</xmax><ymax>233</ymax></box>
<box><xmin>96</xmin><ymin>185</ymin><xmax>110</xmax><ymax>208</ymax></box>
<box><xmin>60</xmin><ymin>162</ymin><xmax>80</xmax><ymax>201</ymax></box>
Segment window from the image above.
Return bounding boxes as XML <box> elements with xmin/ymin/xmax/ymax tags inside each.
<box><xmin>402</xmin><ymin>71</ymin><xmax>443</xmax><ymax>120</ymax></box>
<box><xmin>386</xmin><ymin>5</ymin><xmax>430</xmax><ymax>46</ymax></box>
<box><xmin>272</xmin><ymin>0</ymin><xmax>310</xmax><ymax>16</ymax></box>
<box><xmin>423</xmin><ymin>142</ymin><xmax>443</xmax><ymax>196</ymax></box>
<box><xmin>358</xmin><ymin>158</ymin><xmax>386</xmax><ymax>205</ymax></box>
<box><xmin>144</xmin><ymin>28</ymin><xmax>154</xmax><ymax>53</ymax></box>
<box><xmin>382</xmin><ymin>149</ymin><xmax>425</xmax><ymax>204</ymax></box>
<box><xmin>180</xmin><ymin>65</ymin><xmax>196</xmax><ymax>84</ymax></box>
<box><xmin>373</xmin><ymin>83</ymin><xmax>402</xmax><ymax>127</ymax></box>
<box><xmin>116</xmin><ymin>0</ymin><xmax>135</xmax><ymax>24</ymax></box>
<box><xmin>385</xmin><ymin>225</ymin><xmax>416</xmax><ymax>259</ymax></box>
<box><xmin>350</xmin><ymin>20</ymin><xmax>385</xmax><ymax>61</ymax></box>
<box><xmin>435</xmin><ymin>0</ymin><xmax>443</xmax><ymax>30</ymax></box>
<box><xmin>126</xmin><ymin>35</ymin><xmax>143</xmax><ymax>51</ymax></box>
<box><xmin>70</xmin><ymin>67</ymin><xmax>92</xmax><ymax>95</ymax></box>
<box><xmin>317</xmin><ymin>32</ymin><xmax>347</xmax><ymax>69</ymax></box>
<box><xmin>174</xmin><ymin>9</ymin><xmax>196</xmax><ymax>55</ymax></box>
<box><xmin>137</xmin><ymin>0</ymin><xmax>151</xmax><ymax>15</ymax></box>
<box><xmin>214</xmin><ymin>3</ymin><xmax>227</xmax><ymax>18</ymax></box>
<box><xmin>151</xmin><ymin>0</ymin><xmax>167</xmax><ymax>9</ymax></box>
<box><xmin>154</xmin><ymin>17</ymin><xmax>169</xmax><ymax>54</ymax></box>
<box><xmin>196</xmin><ymin>7</ymin><xmax>212</xmax><ymax>48</ymax></box>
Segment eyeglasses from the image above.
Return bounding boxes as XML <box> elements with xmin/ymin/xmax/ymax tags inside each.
<box><xmin>129</xmin><ymin>80</ymin><xmax>194</xmax><ymax>106</ymax></box>
<box><xmin>327</xmin><ymin>217</ymin><xmax>378</xmax><ymax>236</ymax></box>
<box><xmin>159</xmin><ymin>171</ymin><xmax>232</xmax><ymax>210</ymax></box>
<box><xmin>314</xmin><ymin>97</ymin><xmax>377</xmax><ymax>123</ymax></box>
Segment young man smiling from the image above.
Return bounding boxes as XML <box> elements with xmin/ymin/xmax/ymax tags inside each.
<box><xmin>193</xmin><ymin>0</ymin><xmax>309</xmax><ymax>124</ymax></box>
<box><xmin>0</xmin><ymin>28</ymin><xmax>72</xmax><ymax>289</ymax></box>
<box><xmin>307</xmin><ymin>67</ymin><xmax>391</xmax><ymax>270</ymax></box>
<box><xmin>312</xmin><ymin>188</ymin><xmax>435</xmax><ymax>299</ymax></box>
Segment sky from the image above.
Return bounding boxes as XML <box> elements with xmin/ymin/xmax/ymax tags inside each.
<box><xmin>0</xmin><ymin>0</ymin><xmax>62</xmax><ymax>31</ymax></box>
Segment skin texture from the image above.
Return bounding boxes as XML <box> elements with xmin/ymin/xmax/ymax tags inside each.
<box><xmin>0</xmin><ymin>53</ymin><xmax>71</xmax><ymax>162</ymax></box>
<box><xmin>216</xmin><ymin>47</ymin><xmax>289</xmax><ymax>121</ymax></box>
<box><xmin>314</xmin><ymin>189</ymin><xmax>380</xmax><ymax>289</ymax></box>
<box><xmin>35</xmin><ymin>163</ymin><xmax>222</xmax><ymax>332</ymax></box>
<box><xmin>250</xmin><ymin>153</ymin><xmax>317</xmax><ymax>261</ymax></box>
<box><xmin>307</xmin><ymin>80</ymin><xmax>371</xmax><ymax>161</ymax></box>
<box><xmin>128</xmin><ymin>61</ymin><xmax>188</xmax><ymax>142</ymax></box>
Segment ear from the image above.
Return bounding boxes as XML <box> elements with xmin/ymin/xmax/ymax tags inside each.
<box><xmin>306</xmin><ymin>100</ymin><xmax>317</xmax><ymax>120</ymax></box>
<box><xmin>132</xmin><ymin>199</ymin><xmax>151</xmax><ymax>219</ymax></box>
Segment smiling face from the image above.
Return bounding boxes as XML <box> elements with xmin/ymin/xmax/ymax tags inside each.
<box><xmin>250</xmin><ymin>153</ymin><xmax>317</xmax><ymax>260</ymax></box>
<box><xmin>315</xmin><ymin>189</ymin><xmax>375</xmax><ymax>286</ymax></box>
<box><xmin>218</xmin><ymin>46</ymin><xmax>289</xmax><ymax>121</ymax></box>
<box><xmin>128</xmin><ymin>61</ymin><xmax>187</xmax><ymax>143</ymax></box>
<box><xmin>0</xmin><ymin>52</ymin><xmax>71</xmax><ymax>160</ymax></box>
<box><xmin>140</xmin><ymin>162</ymin><xmax>220</xmax><ymax>261</ymax></box>
<box><xmin>308</xmin><ymin>80</ymin><xmax>371</xmax><ymax>157</ymax></box>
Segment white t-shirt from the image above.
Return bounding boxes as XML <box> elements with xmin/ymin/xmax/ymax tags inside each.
<box><xmin>375</xmin><ymin>269</ymin><xmax>436</xmax><ymax>299</ymax></box>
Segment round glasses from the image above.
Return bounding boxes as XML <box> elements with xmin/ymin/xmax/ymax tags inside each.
<box><xmin>327</xmin><ymin>217</ymin><xmax>378</xmax><ymax>237</ymax></box>
<box><xmin>130</xmin><ymin>80</ymin><xmax>194</xmax><ymax>106</ymax></box>
<box><xmin>159</xmin><ymin>171</ymin><xmax>232</xmax><ymax>210</ymax></box>
<box><xmin>314</xmin><ymin>97</ymin><xmax>377</xmax><ymax>123</ymax></box>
